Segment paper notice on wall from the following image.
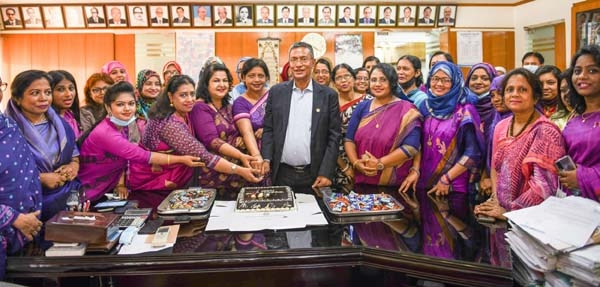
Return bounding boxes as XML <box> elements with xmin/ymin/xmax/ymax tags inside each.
<box><xmin>456</xmin><ymin>31</ymin><xmax>482</xmax><ymax>66</ymax></box>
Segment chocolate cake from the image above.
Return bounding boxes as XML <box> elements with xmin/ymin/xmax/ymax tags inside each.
<box><xmin>235</xmin><ymin>186</ymin><xmax>296</xmax><ymax>212</ymax></box>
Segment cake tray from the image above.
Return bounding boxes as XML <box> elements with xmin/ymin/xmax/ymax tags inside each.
<box><xmin>157</xmin><ymin>187</ymin><xmax>216</xmax><ymax>215</ymax></box>
<box><xmin>322</xmin><ymin>191</ymin><xmax>404</xmax><ymax>217</ymax></box>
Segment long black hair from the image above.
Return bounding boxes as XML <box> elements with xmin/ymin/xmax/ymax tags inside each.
<box><xmin>195</xmin><ymin>63</ymin><xmax>233</xmax><ymax>107</ymax></box>
<box><xmin>48</xmin><ymin>70</ymin><xmax>81</xmax><ymax>127</ymax></box>
<box><xmin>149</xmin><ymin>75</ymin><xmax>195</xmax><ymax>120</ymax></box>
<box><xmin>567</xmin><ymin>45</ymin><xmax>600</xmax><ymax>114</ymax></box>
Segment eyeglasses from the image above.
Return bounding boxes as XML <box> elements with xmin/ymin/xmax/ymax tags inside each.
<box><xmin>334</xmin><ymin>74</ymin><xmax>353</xmax><ymax>82</ymax></box>
<box><xmin>430</xmin><ymin>77</ymin><xmax>452</xmax><ymax>85</ymax></box>
<box><xmin>164</xmin><ymin>70</ymin><xmax>179</xmax><ymax>76</ymax></box>
<box><xmin>0</xmin><ymin>82</ymin><xmax>7</xmax><ymax>91</ymax></box>
<box><xmin>6</xmin><ymin>13</ymin><xmax>14</xmax><ymax>16</ymax></box>
<box><xmin>289</xmin><ymin>57</ymin><xmax>312</xmax><ymax>64</ymax></box>
<box><xmin>91</xmin><ymin>87</ymin><xmax>108</xmax><ymax>94</ymax></box>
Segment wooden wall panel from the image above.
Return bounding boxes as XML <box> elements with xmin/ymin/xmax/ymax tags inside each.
<box><xmin>84</xmin><ymin>34</ymin><xmax>116</xmax><ymax>77</ymax></box>
<box><xmin>114</xmin><ymin>34</ymin><xmax>135</xmax><ymax>83</ymax></box>
<box><xmin>2</xmin><ymin>34</ymin><xmax>32</xmax><ymax>83</ymax></box>
<box><xmin>554</xmin><ymin>22</ymin><xmax>566</xmax><ymax>70</ymax></box>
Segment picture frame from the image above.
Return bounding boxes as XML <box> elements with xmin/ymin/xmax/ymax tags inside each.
<box><xmin>317</xmin><ymin>5</ymin><xmax>335</xmax><ymax>27</ymax></box>
<box><xmin>275</xmin><ymin>5</ymin><xmax>295</xmax><ymax>27</ymax></box>
<box><xmin>437</xmin><ymin>5</ymin><xmax>457</xmax><ymax>27</ymax></box>
<box><xmin>21</xmin><ymin>6</ymin><xmax>43</xmax><ymax>28</ymax></box>
<box><xmin>397</xmin><ymin>5</ymin><xmax>417</xmax><ymax>26</ymax></box>
<box><xmin>416</xmin><ymin>5</ymin><xmax>436</xmax><ymax>27</ymax></box>
<box><xmin>357</xmin><ymin>5</ymin><xmax>376</xmax><ymax>27</ymax></box>
<box><xmin>43</xmin><ymin>6</ymin><xmax>65</xmax><ymax>28</ymax></box>
<box><xmin>105</xmin><ymin>5</ymin><xmax>127</xmax><ymax>27</ymax></box>
<box><xmin>213</xmin><ymin>5</ymin><xmax>233</xmax><ymax>27</ymax></box>
<box><xmin>255</xmin><ymin>5</ymin><xmax>274</xmax><ymax>27</ymax></box>
<box><xmin>337</xmin><ymin>5</ymin><xmax>356</xmax><ymax>27</ymax></box>
<box><xmin>234</xmin><ymin>5</ymin><xmax>253</xmax><ymax>27</ymax></box>
<box><xmin>84</xmin><ymin>5</ymin><xmax>106</xmax><ymax>27</ymax></box>
<box><xmin>63</xmin><ymin>5</ymin><xmax>85</xmax><ymax>28</ymax></box>
<box><xmin>192</xmin><ymin>5</ymin><xmax>211</xmax><ymax>27</ymax></box>
<box><xmin>171</xmin><ymin>5</ymin><xmax>191</xmax><ymax>27</ymax></box>
<box><xmin>149</xmin><ymin>5</ymin><xmax>169</xmax><ymax>27</ymax></box>
<box><xmin>296</xmin><ymin>5</ymin><xmax>315</xmax><ymax>27</ymax></box>
<box><xmin>377</xmin><ymin>5</ymin><xmax>396</xmax><ymax>27</ymax></box>
<box><xmin>127</xmin><ymin>5</ymin><xmax>148</xmax><ymax>27</ymax></box>
<box><xmin>2</xmin><ymin>6</ymin><xmax>23</xmax><ymax>29</ymax></box>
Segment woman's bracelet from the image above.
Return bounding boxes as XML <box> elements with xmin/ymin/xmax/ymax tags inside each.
<box><xmin>341</xmin><ymin>164</ymin><xmax>350</xmax><ymax>172</ymax></box>
<box><xmin>409</xmin><ymin>167</ymin><xmax>420</xmax><ymax>177</ymax></box>
<box><xmin>115</xmin><ymin>184</ymin><xmax>126</xmax><ymax>189</ymax></box>
<box><xmin>351</xmin><ymin>160</ymin><xmax>359</xmax><ymax>169</ymax></box>
<box><xmin>440</xmin><ymin>173</ymin><xmax>451</xmax><ymax>185</ymax></box>
<box><xmin>167</xmin><ymin>154</ymin><xmax>171</xmax><ymax>166</ymax></box>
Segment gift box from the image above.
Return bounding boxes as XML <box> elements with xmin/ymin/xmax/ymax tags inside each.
<box><xmin>45</xmin><ymin>211</ymin><xmax>119</xmax><ymax>244</ymax></box>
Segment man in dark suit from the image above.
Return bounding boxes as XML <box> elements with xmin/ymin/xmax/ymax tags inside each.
<box><xmin>418</xmin><ymin>6</ymin><xmax>434</xmax><ymax>24</ymax></box>
<box><xmin>297</xmin><ymin>6</ymin><xmax>314</xmax><ymax>25</ymax></box>
<box><xmin>3</xmin><ymin>8</ymin><xmax>21</xmax><ymax>26</ymax></box>
<box><xmin>215</xmin><ymin>6</ymin><xmax>233</xmax><ymax>25</ymax></box>
<box><xmin>173</xmin><ymin>6</ymin><xmax>189</xmax><ymax>23</ymax></box>
<box><xmin>378</xmin><ymin>7</ymin><xmax>395</xmax><ymax>24</ymax></box>
<box><xmin>87</xmin><ymin>7</ymin><xmax>105</xmax><ymax>24</ymax></box>
<box><xmin>358</xmin><ymin>6</ymin><xmax>374</xmax><ymax>24</ymax></box>
<box><xmin>150</xmin><ymin>7</ymin><xmax>168</xmax><ymax>24</ymax></box>
<box><xmin>256</xmin><ymin>6</ymin><xmax>273</xmax><ymax>24</ymax></box>
<box><xmin>277</xmin><ymin>6</ymin><xmax>293</xmax><ymax>24</ymax></box>
<box><xmin>261</xmin><ymin>41</ymin><xmax>340</xmax><ymax>193</ymax></box>
<box><xmin>338</xmin><ymin>6</ymin><xmax>355</xmax><ymax>24</ymax></box>
<box><xmin>438</xmin><ymin>6</ymin><xmax>455</xmax><ymax>25</ymax></box>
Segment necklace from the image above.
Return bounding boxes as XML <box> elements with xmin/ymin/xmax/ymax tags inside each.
<box><xmin>30</xmin><ymin>114</ymin><xmax>47</xmax><ymax>125</ymax></box>
<box><xmin>509</xmin><ymin>111</ymin><xmax>536</xmax><ymax>138</ymax></box>
<box><xmin>373</xmin><ymin>101</ymin><xmax>392</xmax><ymax>129</ymax></box>
<box><xmin>581</xmin><ymin>110</ymin><xmax>600</xmax><ymax>128</ymax></box>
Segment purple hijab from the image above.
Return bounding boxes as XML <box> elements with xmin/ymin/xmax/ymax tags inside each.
<box><xmin>465</xmin><ymin>63</ymin><xmax>498</xmax><ymax>151</ymax></box>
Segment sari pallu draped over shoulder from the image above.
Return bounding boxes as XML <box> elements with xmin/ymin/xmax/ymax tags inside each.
<box><xmin>5</xmin><ymin>101</ymin><xmax>80</xmax><ymax>221</ymax></box>
<box><xmin>354</xmin><ymin>100</ymin><xmax>422</xmax><ymax>186</ymax></box>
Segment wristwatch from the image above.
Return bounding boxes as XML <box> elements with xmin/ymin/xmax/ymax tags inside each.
<box><xmin>376</xmin><ymin>160</ymin><xmax>384</xmax><ymax>171</ymax></box>
<box><xmin>231</xmin><ymin>164</ymin><xmax>238</xmax><ymax>174</ymax></box>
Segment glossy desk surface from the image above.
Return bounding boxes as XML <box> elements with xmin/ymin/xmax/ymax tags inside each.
<box><xmin>6</xmin><ymin>185</ymin><xmax>513</xmax><ymax>287</ymax></box>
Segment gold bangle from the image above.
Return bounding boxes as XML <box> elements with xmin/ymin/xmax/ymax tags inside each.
<box><xmin>341</xmin><ymin>164</ymin><xmax>350</xmax><ymax>172</ymax></box>
<box><xmin>115</xmin><ymin>184</ymin><xmax>126</xmax><ymax>188</ymax></box>
<box><xmin>167</xmin><ymin>154</ymin><xmax>171</xmax><ymax>166</ymax></box>
<box><xmin>352</xmin><ymin>160</ymin><xmax>359</xmax><ymax>168</ymax></box>
<box><xmin>409</xmin><ymin>167</ymin><xmax>420</xmax><ymax>177</ymax></box>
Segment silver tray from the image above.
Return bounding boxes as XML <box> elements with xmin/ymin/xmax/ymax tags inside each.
<box><xmin>322</xmin><ymin>190</ymin><xmax>404</xmax><ymax>217</ymax></box>
<box><xmin>157</xmin><ymin>187</ymin><xmax>216</xmax><ymax>215</ymax></box>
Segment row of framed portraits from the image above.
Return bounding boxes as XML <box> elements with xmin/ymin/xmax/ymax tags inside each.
<box><xmin>0</xmin><ymin>4</ymin><xmax>457</xmax><ymax>30</ymax></box>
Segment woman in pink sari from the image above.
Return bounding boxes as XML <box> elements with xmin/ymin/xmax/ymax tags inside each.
<box><xmin>129</xmin><ymin>75</ymin><xmax>261</xmax><ymax>209</ymax></box>
<box><xmin>475</xmin><ymin>68</ymin><xmax>566</xmax><ymax>267</ymax></box>
<box><xmin>344</xmin><ymin>63</ymin><xmax>422</xmax><ymax>252</ymax></box>
<box><xmin>560</xmin><ymin>45</ymin><xmax>600</xmax><ymax>202</ymax></box>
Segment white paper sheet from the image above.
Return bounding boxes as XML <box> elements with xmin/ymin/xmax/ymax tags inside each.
<box><xmin>205</xmin><ymin>193</ymin><xmax>328</xmax><ymax>232</ymax></box>
<box><xmin>118</xmin><ymin>234</ymin><xmax>173</xmax><ymax>255</ymax></box>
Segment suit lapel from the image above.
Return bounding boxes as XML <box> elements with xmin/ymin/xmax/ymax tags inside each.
<box><xmin>281</xmin><ymin>81</ymin><xmax>293</xmax><ymax>134</ymax></box>
<box><xmin>311</xmin><ymin>84</ymin><xmax>324</xmax><ymax>142</ymax></box>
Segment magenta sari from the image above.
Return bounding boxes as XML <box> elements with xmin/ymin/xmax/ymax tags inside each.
<box><xmin>353</xmin><ymin>100</ymin><xmax>422</xmax><ymax>186</ymax></box>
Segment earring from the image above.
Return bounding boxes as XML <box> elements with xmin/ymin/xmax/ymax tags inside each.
<box><xmin>169</xmin><ymin>102</ymin><xmax>174</xmax><ymax>107</ymax></box>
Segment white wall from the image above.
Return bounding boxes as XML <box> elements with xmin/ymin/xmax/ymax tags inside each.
<box><xmin>456</xmin><ymin>6</ymin><xmax>514</xmax><ymax>28</ymax></box>
<box><xmin>514</xmin><ymin>0</ymin><xmax>583</xmax><ymax>67</ymax></box>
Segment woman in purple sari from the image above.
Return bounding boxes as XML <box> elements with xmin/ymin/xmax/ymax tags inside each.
<box><xmin>191</xmin><ymin>63</ymin><xmax>257</xmax><ymax>197</ymax></box>
<box><xmin>78</xmin><ymin>81</ymin><xmax>203</xmax><ymax>202</ymax></box>
<box><xmin>5</xmin><ymin>70</ymin><xmax>80</xmax><ymax>221</ymax></box>
<box><xmin>412</xmin><ymin>62</ymin><xmax>484</xmax><ymax>260</ymax></box>
<box><xmin>0</xmin><ymin>84</ymin><xmax>43</xmax><ymax>279</ymax></box>
<box><xmin>344</xmin><ymin>63</ymin><xmax>422</xmax><ymax>252</ymax></box>
<box><xmin>560</xmin><ymin>45</ymin><xmax>600</xmax><ymax>202</ymax></box>
<box><xmin>49</xmin><ymin>70</ymin><xmax>82</xmax><ymax>138</ymax></box>
<box><xmin>129</xmin><ymin>75</ymin><xmax>260</xmax><ymax>209</ymax></box>
<box><xmin>232</xmin><ymin>58</ymin><xmax>271</xmax><ymax>184</ymax></box>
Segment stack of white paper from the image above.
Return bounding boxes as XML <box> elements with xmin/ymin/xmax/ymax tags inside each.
<box><xmin>504</xmin><ymin>196</ymin><xmax>600</xmax><ymax>286</ymax></box>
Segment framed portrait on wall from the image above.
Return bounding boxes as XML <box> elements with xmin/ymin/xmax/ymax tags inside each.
<box><xmin>398</xmin><ymin>5</ymin><xmax>416</xmax><ymax>26</ymax></box>
<box><xmin>337</xmin><ymin>5</ymin><xmax>356</xmax><ymax>27</ymax></box>
<box><xmin>357</xmin><ymin>5</ymin><xmax>376</xmax><ymax>27</ymax></box>
<box><xmin>192</xmin><ymin>5</ymin><xmax>211</xmax><ymax>27</ymax></box>
<box><xmin>2</xmin><ymin>7</ymin><xmax>23</xmax><ymax>29</ymax></box>
<box><xmin>317</xmin><ymin>5</ymin><xmax>335</xmax><ymax>27</ymax></box>
<box><xmin>105</xmin><ymin>5</ymin><xmax>127</xmax><ymax>27</ymax></box>
<box><xmin>22</xmin><ymin>6</ymin><xmax>43</xmax><ymax>28</ymax></box>
<box><xmin>84</xmin><ymin>6</ymin><xmax>106</xmax><ymax>27</ymax></box>
<box><xmin>296</xmin><ymin>5</ymin><xmax>315</xmax><ymax>27</ymax></box>
<box><xmin>276</xmin><ymin>5</ymin><xmax>294</xmax><ymax>27</ymax></box>
<box><xmin>64</xmin><ymin>6</ymin><xmax>85</xmax><ymax>28</ymax></box>
<box><xmin>438</xmin><ymin>5</ymin><xmax>457</xmax><ymax>27</ymax></box>
<box><xmin>417</xmin><ymin>5</ymin><xmax>436</xmax><ymax>27</ymax></box>
<box><xmin>213</xmin><ymin>5</ymin><xmax>233</xmax><ymax>27</ymax></box>
<box><xmin>128</xmin><ymin>5</ymin><xmax>148</xmax><ymax>27</ymax></box>
<box><xmin>43</xmin><ymin>6</ymin><xmax>65</xmax><ymax>28</ymax></box>
<box><xmin>149</xmin><ymin>5</ymin><xmax>169</xmax><ymax>27</ymax></box>
<box><xmin>171</xmin><ymin>5</ymin><xmax>191</xmax><ymax>26</ymax></box>
<box><xmin>255</xmin><ymin>5</ymin><xmax>274</xmax><ymax>26</ymax></box>
<box><xmin>234</xmin><ymin>5</ymin><xmax>253</xmax><ymax>27</ymax></box>
<box><xmin>377</xmin><ymin>5</ymin><xmax>396</xmax><ymax>26</ymax></box>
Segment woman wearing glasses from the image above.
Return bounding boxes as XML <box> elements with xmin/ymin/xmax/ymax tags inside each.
<box><xmin>80</xmin><ymin>73</ymin><xmax>113</xmax><ymax>133</ymax></box>
<box><xmin>162</xmin><ymin>61</ymin><xmax>182</xmax><ymax>86</ymax></box>
<box><xmin>128</xmin><ymin>75</ymin><xmax>260</xmax><ymax>209</ymax></box>
<box><xmin>333</xmin><ymin>63</ymin><xmax>372</xmax><ymax>192</ymax></box>
<box><xmin>409</xmin><ymin>62</ymin><xmax>484</xmax><ymax>260</ymax></box>
<box><xmin>4</xmin><ymin>70</ymin><xmax>81</xmax><ymax>221</ymax></box>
